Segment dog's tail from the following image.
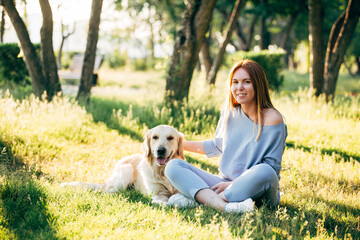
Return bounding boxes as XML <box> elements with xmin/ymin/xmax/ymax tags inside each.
<box><xmin>61</xmin><ymin>181</ymin><xmax>106</xmax><ymax>191</ymax></box>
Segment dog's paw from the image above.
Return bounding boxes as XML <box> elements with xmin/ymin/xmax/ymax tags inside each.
<box><xmin>151</xmin><ymin>198</ymin><xmax>167</xmax><ymax>205</ymax></box>
<box><xmin>105</xmin><ymin>185</ymin><xmax>118</xmax><ymax>193</ymax></box>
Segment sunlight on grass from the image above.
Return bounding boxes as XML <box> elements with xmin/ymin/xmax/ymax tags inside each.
<box><xmin>0</xmin><ymin>69</ymin><xmax>359</xmax><ymax>239</ymax></box>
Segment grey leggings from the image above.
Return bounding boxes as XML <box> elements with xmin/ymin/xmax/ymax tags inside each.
<box><xmin>165</xmin><ymin>159</ymin><xmax>280</xmax><ymax>206</ymax></box>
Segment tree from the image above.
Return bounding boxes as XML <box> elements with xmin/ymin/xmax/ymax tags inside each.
<box><xmin>77</xmin><ymin>0</ymin><xmax>103</xmax><ymax>103</ymax></box>
<box><xmin>346</xmin><ymin>23</ymin><xmax>360</xmax><ymax>75</ymax></box>
<box><xmin>1</xmin><ymin>0</ymin><xmax>59</xmax><ymax>99</ymax></box>
<box><xmin>308</xmin><ymin>0</ymin><xmax>325</xmax><ymax>97</ymax></box>
<box><xmin>57</xmin><ymin>20</ymin><xmax>75</xmax><ymax>69</ymax></box>
<box><xmin>234</xmin><ymin>14</ymin><xmax>258</xmax><ymax>51</ymax></box>
<box><xmin>56</xmin><ymin>2</ymin><xmax>76</xmax><ymax>69</ymax></box>
<box><xmin>165</xmin><ymin>0</ymin><xmax>216</xmax><ymax>102</ymax></box>
<box><xmin>308</xmin><ymin>0</ymin><xmax>359</xmax><ymax>101</ymax></box>
<box><xmin>323</xmin><ymin>0</ymin><xmax>360</xmax><ymax>101</ymax></box>
<box><xmin>206</xmin><ymin>0</ymin><xmax>246</xmax><ymax>85</ymax></box>
<box><xmin>1</xmin><ymin>7</ymin><xmax>5</xmax><ymax>43</ymax></box>
<box><xmin>39</xmin><ymin>0</ymin><xmax>61</xmax><ymax>98</ymax></box>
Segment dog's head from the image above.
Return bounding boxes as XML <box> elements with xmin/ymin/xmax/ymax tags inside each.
<box><xmin>143</xmin><ymin>125</ymin><xmax>184</xmax><ymax>166</ymax></box>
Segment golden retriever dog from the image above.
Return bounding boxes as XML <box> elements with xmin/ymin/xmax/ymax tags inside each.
<box><xmin>61</xmin><ymin>125</ymin><xmax>184</xmax><ymax>204</ymax></box>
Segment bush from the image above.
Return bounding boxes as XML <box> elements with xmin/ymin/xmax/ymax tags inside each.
<box><xmin>226</xmin><ymin>50</ymin><xmax>286</xmax><ymax>91</ymax></box>
<box><xmin>106</xmin><ymin>51</ymin><xmax>127</xmax><ymax>69</ymax></box>
<box><xmin>130</xmin><ymin>58</ymin><xmax>149</xmax><ymax>71</ymax></box>
<box><xmin>0</xmin><ymin>43</ymin><xmax>40</xmax><ymax>86</ymax></box>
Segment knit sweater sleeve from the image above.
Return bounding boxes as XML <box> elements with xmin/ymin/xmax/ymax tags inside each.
<box><xmin>203</xmin><ymin>112</ymin><xmax>225</xmax><ymax>158</ymax></box>
<box><xmin>260</xmin><ymin>124</ymin><xmax>288</xmax><ymax>175</ymax></box>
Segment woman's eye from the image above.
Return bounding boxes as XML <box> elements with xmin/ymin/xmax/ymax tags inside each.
<box><xmin>153</xmin><ymin>136</ymin><xmax>158</xmax><ymax>140</ymax></box>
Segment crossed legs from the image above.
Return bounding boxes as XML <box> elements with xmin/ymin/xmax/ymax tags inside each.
<box><xmin>165</xmin><ymin>159</ymin><xmax>279</xmax><ymax>211</ymax></box>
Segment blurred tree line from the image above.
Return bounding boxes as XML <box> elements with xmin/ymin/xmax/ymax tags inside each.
<box><xmin>0</xmin><ymin>0</ymin><xmax>359</xmax><ymax>103</ymax></box>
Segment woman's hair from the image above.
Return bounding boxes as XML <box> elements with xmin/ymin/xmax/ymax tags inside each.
<box><xmin>224</xmin><ymin>59</ymin><xmax>274</xmax><ymax>141</ymax></box>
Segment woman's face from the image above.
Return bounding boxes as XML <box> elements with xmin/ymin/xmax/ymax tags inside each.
<box><xmin>231</xmin><ymin>68</ymin><xmax>255</xmax><ymax>106</ymax></box>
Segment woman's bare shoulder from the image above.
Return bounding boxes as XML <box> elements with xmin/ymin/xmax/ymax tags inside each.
<box><xmin>262</xmin><ymin>108</ymin><xmax>283</xmax><ymax>126</ymax></box>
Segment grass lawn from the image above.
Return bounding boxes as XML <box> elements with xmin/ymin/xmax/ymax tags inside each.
<box><xmin>0</xmin><ymin>68</ymin><xmax>359</xmax><ymax>239</ymax></box>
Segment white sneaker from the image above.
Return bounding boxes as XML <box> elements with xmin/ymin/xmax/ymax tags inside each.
<box><xmin>224</xmin><ymin>198</ymin><xmax>255</xmax><ymax>213</ymax></box>
<box><xmin>167</xmin><ymin>193</ymin><xmax>197</xmax><ymax>208</ymax></box>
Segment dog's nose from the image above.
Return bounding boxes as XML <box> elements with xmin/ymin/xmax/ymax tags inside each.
<box><xmin>157</xmin><ymin>147</ymin><xmax>166</xmax><ymax>157</ymax></box>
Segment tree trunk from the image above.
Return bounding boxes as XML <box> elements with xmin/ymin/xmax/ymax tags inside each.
<box><xmin>39</xmin><ymin>0</ymin><xmax>61</xmax><ymax>99</ymax></box>
<box><xmin>77</xmin><ymin>0</ymin><xmax>103</xmax><ymax>103</ymax></box>
<box><xmin>1</xmin><ymin>0</ymin><xmax>47</xmax><ymax>97</ymax></box>
<box><xmin>200</xmin><ymin>38</ymin><xmax>212</xmax><ymax>76</ymax></box>
<box><xmin>235</xmin><ymin>15</ymin><xmax>258</xmax><ymax>51</ymax></box>
<box><xmin>259</xmin><ymin>15</ymin><xmax>270</xmax><ymax>50</ymax></box>
<box><xmin>356</xmin><ymin>56</ymin><xmax>360</xmax><ymax>75</ymax></box>
<box><xmin>58</xmin><ymin>22</ymin><xmax>76</xmax><ymax>69</ymax></box>
<box><xmin>206</xmin><ymin>0</ymin><xmax>245</xmax><ymax>85</ymax></box>
<box><xmin>323</xmin><ymin>0</ymin><xmax>360</xmax><ymax>101</ymax></box>
<box><xmin>280</xmin><ymin>13</ymin><xmax>298</xmax><ymax>50</ymax></box>
<box><xmin>245</xmin><ymin>15</ymin><xmax>258</xmax><ymax>51</ymax></box>
<box><xmin>281</xmin><ymin>13</ymin><xmax>299</xmax><ymax>68</ymax></box>
<box><xmin>165</xmin><ymin>0</ymin><xmax>216</xmax><ymax>103</ymax></box>
<box><xmin>259</xmin><ymin>0</ymin><xmax>270</xmax><ymax>51</ymax></box>
<box><xmin>308</xmin><ymin>0</ymin><xmax>324</xmax><ymax>97</ymax></box>
<box><xmin>1</xmin><ymin>8</ymin><xmax>5</xmax><ymax>43</ymax></box>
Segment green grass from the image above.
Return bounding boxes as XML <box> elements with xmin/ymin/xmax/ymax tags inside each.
<box><xmin>0</xmin><ymin>69</ymin><xmax>359</xmax><ymax>239</ymax></box>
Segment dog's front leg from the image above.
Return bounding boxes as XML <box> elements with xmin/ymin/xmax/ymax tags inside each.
<box><xmin>150</xmin><ymin>186</ymin><xmax>172</xmax><ymax>205</ymax></box>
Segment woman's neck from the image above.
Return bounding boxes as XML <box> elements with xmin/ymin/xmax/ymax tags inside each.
<box><xmin>241</xmin><ymin>103</ymin><xmax>257</xmax><ymax>122</ymax></box>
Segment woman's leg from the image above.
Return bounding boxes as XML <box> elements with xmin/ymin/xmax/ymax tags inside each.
<box><xmin>223</xmin><ymin>163</ymin><xmax>280</xmax><ymax>207</ymax></box>
<box><xmin>165</xmin><ymin>159</ymin><xmax>255</xmax><ymax>212</ymax></box>
<box><xmin>165</xmin><ymin>159</ymin><xmax>224</xmax><ymax>199</ymax></box>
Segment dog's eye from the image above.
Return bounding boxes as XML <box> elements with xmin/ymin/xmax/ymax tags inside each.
<box><xmin>167</xmin><ymin>136</ymin><xmax>174</xmax><ymax>141</ymax></box>
<box><xmin>153</xmin><ymin>136</ymin><xmax>158</xmax><ymax>140</ymax></box>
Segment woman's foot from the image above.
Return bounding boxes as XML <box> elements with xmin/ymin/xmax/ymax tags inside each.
<box><xmin>224</xmin><ymin>198</ymin><xmax>255</xmax><ymax>213</ymax></box>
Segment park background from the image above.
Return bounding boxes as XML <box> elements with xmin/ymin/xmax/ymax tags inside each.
<box><xmin>0</xmin><ymin>0</ymin><xmax>359</xmax><ymax>239</ymax></box>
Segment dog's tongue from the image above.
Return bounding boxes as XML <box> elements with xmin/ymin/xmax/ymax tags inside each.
<box><xmin>157</xmin><ymin>158</ymin><xmax>167</xmax><ymax>165</ymax></box>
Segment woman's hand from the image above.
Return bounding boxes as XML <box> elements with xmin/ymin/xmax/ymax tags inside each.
<box><xmin>211</xmin><ymin>181</ymin><xmax>232</xmax><ymax>194</ymax></box>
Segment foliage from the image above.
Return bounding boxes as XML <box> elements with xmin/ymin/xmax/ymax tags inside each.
<box><xmin>106</xmin><ymin>50</ymin><xmax>127</xmax><ymax>69</ymax></box>
<box><xmin>130</xmin><ymin>58</ymin><xmax>149</xmax><ymax>71</ymax></box>
<box><xmin>226</xmin><ymin>50</ymin><xmax>286</xmax><ymax>91</ymax></box>
<box><xmin>0</xmin><ymin>69</ymin><xmax>359</xmax><ymax>238</ymax></box>
<box><xmin>0</xmin><ymin>43</ymin><xmax>40</xmax><ymax>86</ymax></box>
<box><xmin>346</xmin><ymin>22</ymin><xmax>360</xmax><ymax>60</ymax></box>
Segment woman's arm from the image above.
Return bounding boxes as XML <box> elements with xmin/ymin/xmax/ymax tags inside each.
<box><xmin>183</xmin><ymin>140</ymin><xmax>206</xmax><ymax>154</ymax></box>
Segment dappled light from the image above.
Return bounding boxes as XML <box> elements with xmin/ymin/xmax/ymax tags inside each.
<box><xmin>1</xmin><ymin>0</ymin><xmax>360</xmax><ymax>238</ymax></box>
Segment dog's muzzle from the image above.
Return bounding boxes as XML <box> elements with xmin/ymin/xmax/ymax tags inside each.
<box><xmin>156</xmin><ymin>147</ymin><xmax>172</xmax><ymax>166</ymax></box>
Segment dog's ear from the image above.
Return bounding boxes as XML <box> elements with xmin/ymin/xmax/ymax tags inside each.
<box><xmin>177</xmin><ymin>132</ymin><xmax>185</xmax><ymax>160</ymax></box>
<box><xmin>142</xmin><ymin>129</ymin><xmax>152</xmax><ymax>158</ymax></box>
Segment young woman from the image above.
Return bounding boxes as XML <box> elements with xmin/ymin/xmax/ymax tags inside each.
<box><xmin>165</xmin><ymin>59</ymin><xmax>288</xmax><ymax>213</ymax></box>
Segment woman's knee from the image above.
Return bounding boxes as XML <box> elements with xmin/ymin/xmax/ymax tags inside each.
<box><xmin>165</xmin><ymin>158</ymin><xmax>184</xmax><ymax>179</ymax></box>
<box><xmin>252</xmin><ymin>163</ymin><xmax>278</xmax><ymax>183</ymax></box>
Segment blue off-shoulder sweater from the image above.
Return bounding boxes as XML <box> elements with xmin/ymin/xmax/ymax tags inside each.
<box><xmin>203</xmin><ymin>107</ymin><xmax>288</xmax><ymax>180</ymax></box>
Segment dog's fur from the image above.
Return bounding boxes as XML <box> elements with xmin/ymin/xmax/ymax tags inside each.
<box><xmin>61</xmin><ymin>125</ymin><xmax>184</xmax><ymax>204</ymax></box>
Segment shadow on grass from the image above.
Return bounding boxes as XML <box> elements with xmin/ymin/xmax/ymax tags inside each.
<box><xmin>278</xmin><ymin>166</ymin><xmax>360</xmax><ymax>239</ymax></box>
<box><xmin>281</xmin><ymin>197</ymin><xmax>360</xmax><ymax>239</ymax></box>
<box><xmin>111</xmin><ymin>153</ymin><xmax>360</xmax><ymax>239</ymax></box>
<box><xmin>84</xmin><ymin>97</ymin><xmax>220</xmax><ymax>142</ymax></box>
<box><xmin>286</xmin><ymin>141</ymin><xmax>360</xmax><ymax>163</ymax></box>
<box><xmin>0</xmin><ymin>140</ymin><xmax>59</xmax><ymax>239</ymax></box>
<box><xmin>84</xmin><ymin>98</ymin><xmax>144</xmax><ymax>141</ymax></box>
